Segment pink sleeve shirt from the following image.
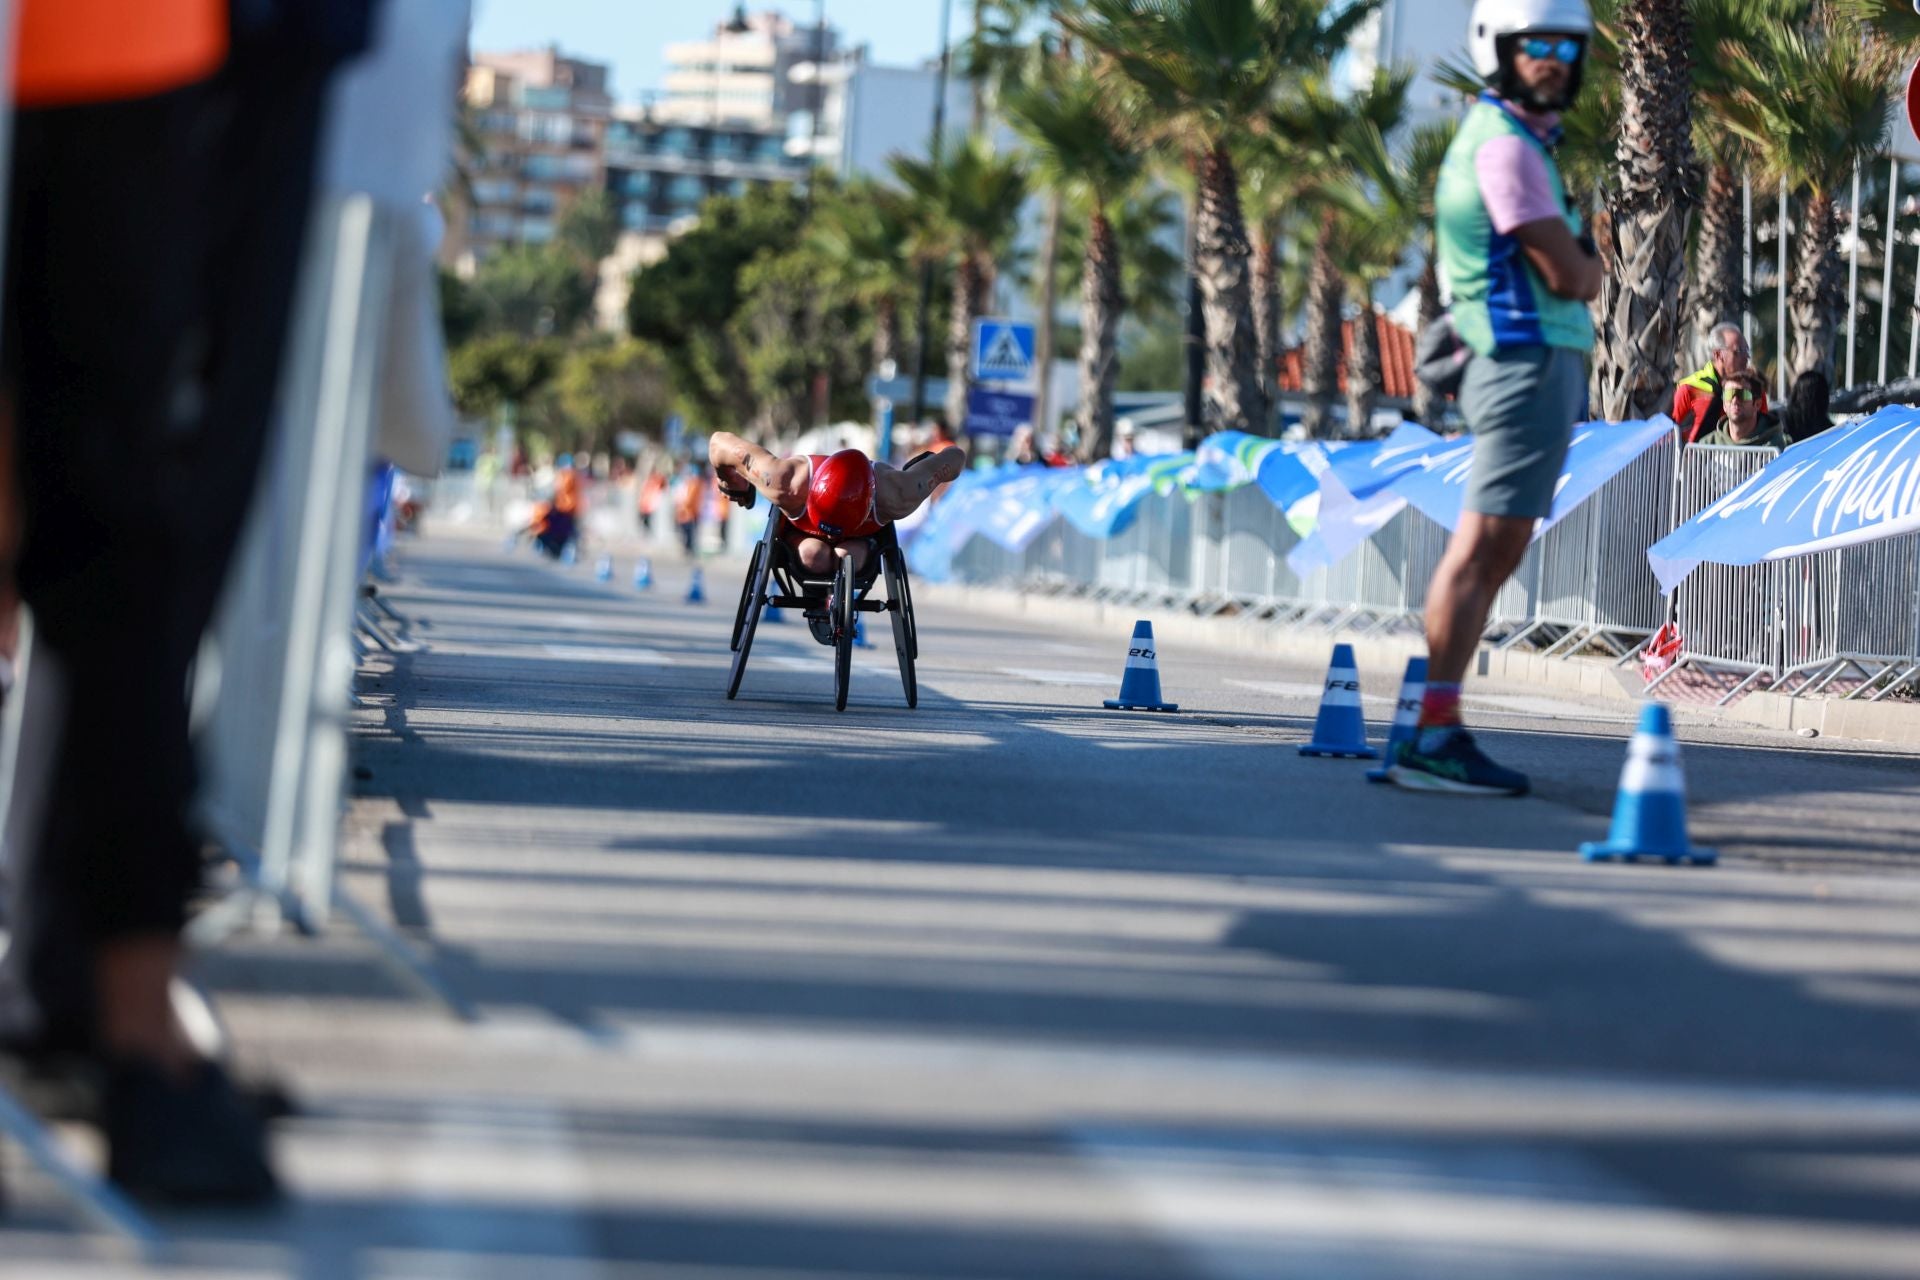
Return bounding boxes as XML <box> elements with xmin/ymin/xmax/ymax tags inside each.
<box><xmin>1475</xmin><ymin>133</ymin><xmax>1565</xmax><ymax>235</ymax></box>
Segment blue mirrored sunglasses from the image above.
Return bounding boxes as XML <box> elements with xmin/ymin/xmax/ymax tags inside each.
<box><xmin>1520</xmin><ymin>36</ymin><xmax>1584</xmax><ymax>64</ymax></box>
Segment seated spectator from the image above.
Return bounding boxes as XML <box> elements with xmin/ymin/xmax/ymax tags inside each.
<box><xmin>1698</xmin><ymin>369</ymin><xmax>1788</xmax><ymax>449</ymax></box>
<box><xmin>1674</xmin><ymin>322</ymin><xmax>1768</xmax><ymax>443</ymax></box>
<box><xmin>1783</xmin><ymin>369</ymin><xmax>1832</xmax><ymax>443</ymax></box>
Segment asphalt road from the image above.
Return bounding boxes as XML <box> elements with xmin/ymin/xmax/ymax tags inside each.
<box><xmin>7</xmin><ymin>527</ymin><xmax>1920</xmax><ymax>1278</ymax></box>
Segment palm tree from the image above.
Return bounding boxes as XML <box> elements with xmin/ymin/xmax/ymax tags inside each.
<box><xmin>1719</xmin><ymin>13</ymin><xmax>1897</xmax><ymax>380</ymax></box>
<box><xmin>892</xmin><ymin>136</ymin><xmax>1030</xmax><ymax>431</ymax></box>
<box><xmin>1067</xmin><ymin>0</ymin><xmax>1379</xmax><ymax>437</ymax></box>
<box><xmin>1590</xmin><ymin>0</ymin><xmax>1698</xmax><ymax>420</ymax></box>
<box><xmin>807</xmin><ymin>179</ymin><xmax>918</xmax><ymax>373</ymax></box>
<box><xmin>1237</xmin><ymin>132</ymin><xmax>1318</xmax><ymax>411</ymax></box>
<box><xmin>1270</xmin><ymin>67</ymin><xmax>1410</xmax><ymax>436</ymax></box>
<box><xmin>1006</xmin><ymin>61</ymin><xmax>1150</xmax><ymax>460</ymax></box>
<box><xmin>1685</xmin><ymin>0</ymin><xmax>1811</xmax><ymax>366</ymax></box>
<box><xmin>1329</xmin><ymin>120</ymin><xmax>1453</xmax><ymax>431</ymax></box>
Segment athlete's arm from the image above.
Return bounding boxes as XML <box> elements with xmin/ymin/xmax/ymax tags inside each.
<box><xmin>874</xmin><ymin>447</ymin><xmax>968</xmax><ymax>521</ymax></box>
<box><xmin>707</xmin><ymin>432</ymin><xmax>808</xmax><ymax>512</ymax></box>
<box><xmin>1513</xmin><ymin>217</ymin><xmax>1603</xmax><ymax>302</ymax></box>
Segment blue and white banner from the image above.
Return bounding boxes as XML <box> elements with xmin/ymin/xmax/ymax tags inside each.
<box><xmin>978</xmin><ymin>465</ymin><xmax>1080</xmax><ymax>552</ymax></box>
<box><xmin>1257</xmin><ymin>441</ymin><xmax>1342</xmax><ymax>536</ymax></box>
<box><xmin>1394</xmin><ymin>416</ymin><xmax>1673</xmax><ymax>535</ymax></box>
<box><xmin>1284</xmin><ymin>427</ymin><xmax>1438</xmax><ymax>576</ymax></box>
<box><xmin>1648</xmin><ymin>406</ymin><xmax>1920</xmax><ymax>591</ymax></box>
<box><xmin>1184</xmin><ymin>431</ymin><xmax>1286</xmax><ymax>492</ymax></box>
<box><xmin>1053</xmin><ymin>452</ymin><xmax>1194</xmax><ymax>539</ymax></box>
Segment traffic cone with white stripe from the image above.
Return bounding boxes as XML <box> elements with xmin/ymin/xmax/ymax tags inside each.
<box><xmin>560</xmin><ymin>542</ymin><xmax>577</xmax><ymax>567</ymax></box>
<box><xmin>1580</xmin><ymin>703</ymin><xmax>1716</xmax><ymax>866</ymax></box>
<box><xmin>595</xmin><ymin>554</ymin><xmax>613</xmax><ymax>582</ymax></box>
<box><xmin>1299</xmin><ymin>643</ymin><xmax>1378</xmax><ymax>759</ymax></box>
<box><xmin>1103</xmin><ymin>620</ymin><xmax>1178</xmax><ymax>712</ymax></box>
<box><xmin>633</xmin><ymin>557</ymin><xmax>653</xmax><ymax>590</ymax></box>
<box><xmin>854</xmin><ymin>615</ymin><xmax>874</xmax><ymax>649</ymax></box>
<box><xmin>686</xmin><ymin>567</ymin><xmax>705</xmax><ymax>604</ymax></box>
<box><xmin>1366</xmin><ymin>656</ymin><xmax>1427</xmax><ymax>783</ymax></box>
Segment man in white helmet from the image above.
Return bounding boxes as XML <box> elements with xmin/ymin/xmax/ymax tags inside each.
<box><xmin>1387</xmin><ymin>0</ymin><xmax>1604</xmax><ymax>796</ymax></box>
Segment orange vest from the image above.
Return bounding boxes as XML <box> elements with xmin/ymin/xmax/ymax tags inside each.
<box><xmin>17</xmin><ymin>0</ymin><xmax>230</xmax><ymax>107</ymax></box>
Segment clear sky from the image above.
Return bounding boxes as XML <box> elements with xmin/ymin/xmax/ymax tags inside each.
<box><xmin>469</xmin><ymin>1</ymin><xmax>953</xmax><ymax>104</ymax></box>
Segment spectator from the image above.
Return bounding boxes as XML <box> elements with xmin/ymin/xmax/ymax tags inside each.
<box><xmin>521</xmin><ymin>466</ymin><xmax>582</xmax><ymax>558</ymax></box>
<box><xmin>1698</xmin><ymin>369</ymin><xmax>1789</xmax><ymax>449</ymax></box>
<box><xmin>1673</xmin><ymin>322</ymin><xmax>1769</xmax><ymax>444</ymax></box>
<box><xmin>1783</xmin><ymin>369</ymin><xmax>1832</xmax><ymax>444</ymax></box>
<box><xmin>675</xmin><ymin>462</ymin><xmax>708</xmax><ymax>557</ymax></box>
<box><xmin>0</xmin><ymin>0</ymin><xmax>377</xmax><ymax>1204</ymax></box>
<box><xmin>637</xmin><ymin>465</ymin><xmax>668</xmax><ymax>536</ymax></box>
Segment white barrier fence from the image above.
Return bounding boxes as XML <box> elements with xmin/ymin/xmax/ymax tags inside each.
<box><xmin>950</xmin><ymin>438</ymin><xmax>1920</xmax><ymax>703</ymax></box>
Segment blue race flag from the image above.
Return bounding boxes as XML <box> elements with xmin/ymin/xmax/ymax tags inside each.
<box><xmin>1053</xmin><ymin>452</ymin><xmax>1195</xmax><ymax>538</ymax></box>
<box><xmin>1648</xmin><ymin>406</ymin><xmax>1920</xmax><ymax>592</ymax></box>
<box><xmin>1183</xmin><ymin>431</ymin><xmax>1286</xmax><ymax>492</ymax></box>
<box><xmin>1393</xmin><ymin>416</ymin><xmax>1672</xmax><ymax>535</ymax></box>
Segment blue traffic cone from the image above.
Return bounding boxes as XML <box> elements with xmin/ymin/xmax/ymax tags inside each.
<box><xmin>1300</xmin><ymin>643</ymin><xmax>1378</xmax><ymax>759</ymax></box>
<box><xmin>1580</xmin><ymin>703</ymin><xmax>1716</xmax><ymax>867</ymax></box>
<box><xmin>686</xmin><ymin>566</ymin><xmax>705</xmax><ymax>604</ymax></box>
<box><xmin>1103</xmin><ymin>620</ymin><xmax>1179</xmax><ymax>712</ymax></box>
<box><xmin>501</xmin><ymin>532</ymin><xmax>519</xmax><ymax>553</ymax></box>
<box><xmin>595</xmin><ymin>554</ymin><xmax>613</xmax><ymax>582</ymax></box>
<box><xmin>853</xmin><ymin>615</ymin><xmax>874</xmax><ymax>649</ymax></box>
<box><xmin>633</xmin><ymin>557</ymin><xmax>653</xmax><ymax>590</ymax></box>
<box><xmin>765</xmin><ymin>605</ymin><xmax>785</xmax><ymax>624</ymax></box>
<box><xmin>1366</xmin><ymin>656</ymin><xmax>1428</xmax><ymax>782</ymax></box>
<box><xmin>560</xmin><ymin>542</ymin><xmax>577</xmax><ymax>567</ymax></box>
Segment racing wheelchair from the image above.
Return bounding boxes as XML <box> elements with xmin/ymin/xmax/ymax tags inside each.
<box><xmin>726</xmin><ymin>503</ymin><xmax>919</xmax><ymax>712</ymax></box>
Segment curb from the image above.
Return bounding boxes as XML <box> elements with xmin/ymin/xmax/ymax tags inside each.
<box><xmin>930</xmin><ymin>583</ymin><xmax>1920</xmax><ymax>749</ymax></box>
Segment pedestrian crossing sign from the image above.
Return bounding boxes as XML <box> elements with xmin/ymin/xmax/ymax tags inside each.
<box><xmin>972</xmin><ymin>318</ymin><xmax>1036</xmax><ymax>383</ymax></box>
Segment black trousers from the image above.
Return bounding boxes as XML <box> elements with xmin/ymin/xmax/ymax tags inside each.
<box><xmin>6</xmin><ymin>52</ymin><xmax>331</xmax><ymax>1037</ymax></box>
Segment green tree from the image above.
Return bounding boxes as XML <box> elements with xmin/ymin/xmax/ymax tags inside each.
<box><xmin>806</xmin><ymin>178</ymin><xmax>918</xmax><ymax>372</ymax></box>
<box><xmin>448</xmin><ymin>333</ymin><xmax>564</xmax><ymax>422</ymax></box>
<box><xmin>891</xmin><ymin>136</ymin><xmax>1030</xmax><ymax>432</ymax></box>
<box><xmin>626</xmin><ymin>184</ymin><xmax>809</xmax><ymax>427</ymax></box>
<box><xmin>1069</xmin><ymin>0</ymin><xmax>1378</xmax><ymax>438</ymax></box>
<box><xmin>557</xmin><ymin>188</ymin><xmax>621</xmax><ymax>267</ymax></box>
<box><xmin>1592</xmin><ymin>0</ymin><xmax>1698</xmax><ymax>419</ymax></box>
<box><xmin>554</xmin><ymin>339</ymin><xmax>674</xmax><ymax>455</ymax></box>
<box><xmin>1719</xmin><ymin>12</ymin><xmax>1897</xmax><ymax>380</ymax></box>
<box><xmin>471</xmin><ymin>245</ymin><xmax>596</xmax><ymax>338</ymax></box>
<box><xmin>1006</xmin><ymin>58</ymin><xmax>1151</xmax><ymax>459</ymax></box>
<box><xmin>730</xmin><ymin>248</ymin><xmax>874</xmax><ymax>435</ymax></box>
<box><xmin>1270</xmin><ymin>67</ymin><xmax>1410</xmax><ymax>436</ymax></box>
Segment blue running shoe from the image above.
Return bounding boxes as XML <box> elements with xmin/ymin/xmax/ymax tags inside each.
<box><xmin>1385</xmin><ymin>729</ymin><xmax>1530</xmax><ymax>797</ymax></box>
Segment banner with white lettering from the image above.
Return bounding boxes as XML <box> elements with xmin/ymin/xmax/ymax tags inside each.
<box><xmin>1393</xmin><ymin>416</ymin><xmax>1674</xmax><ymax>533</ymax></box>
<box><xmin>1648</xmin><ymin>406</ymin><xmax>1920</xmax><ymax>592</ymax></box>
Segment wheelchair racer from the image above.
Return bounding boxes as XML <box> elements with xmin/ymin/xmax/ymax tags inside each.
<box><xmin>706</xmin><ymin>434</ymin><xmax>967</xmax><ymax>578</ymax></box>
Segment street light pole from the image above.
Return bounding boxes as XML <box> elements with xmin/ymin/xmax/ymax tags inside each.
<box><xmin>908</xmin><ymin>0</ymin><xmax>955</xmax><ymax>432</ymax></box>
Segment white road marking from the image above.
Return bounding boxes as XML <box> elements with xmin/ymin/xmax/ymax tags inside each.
<box><xmin>540</xmin><ymin>645</ymin><xmax>670</xmax><ymax>665</ymax></box>
<box><xmin>1001</xmin><ymin>667</ymin><xmax>1120</xmax><ymax>687</ymax></box>
<box><xmin>1228</xmin><ymin>678</ymin><xmax>1391</xmax><ymax>705</ymax></box>
<box><xmin>1467</xmin><ymin>693</ymin><xmax>1633</xmax><ymax>722</ymax></box>
<box><xmin>767</xmin><ymin>655</ymin><xmax>887</xmax><ymax>677</ymax></box>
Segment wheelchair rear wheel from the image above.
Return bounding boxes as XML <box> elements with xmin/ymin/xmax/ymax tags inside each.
<box><xmin>832</xmin><ymin>561</ymin><xmax>853</xmax><ymax>712</ymax></box>
<box><xmin>883</xmin><ymin>549</ymin><xmax>917</xmax><ymax>708</ymax></box>
<box><xmin>728</xmin><ymin>541</ymin><xmax>769</xmax><ymax>700</ymax></box>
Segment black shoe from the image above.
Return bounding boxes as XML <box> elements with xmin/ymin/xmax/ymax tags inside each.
<box><xmin>806</xmin><ymin>613</ymin><xmax>835</xmax><ymax>646</ymax></box>
<box><xmin>1385</xmin><ymin>728</ymin><xmax>1531</xmax><ymax>797</ymax></box>
<box><xmin>105</xmin><ymin>1057</ymin><xmax>280</xmax><ymax>1206</ymax></box>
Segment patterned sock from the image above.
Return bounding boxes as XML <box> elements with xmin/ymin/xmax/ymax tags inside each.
<box><xmin>1415</xmin><ymin>683</ymin><xmax>1463</xmax><ymax>752</ymax></box>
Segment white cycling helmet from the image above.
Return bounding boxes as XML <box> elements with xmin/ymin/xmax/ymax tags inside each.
<box><xmin>1469</xmin><ymin>0</ymin><xmax>1594</xmax><ymax>109</ymax></box>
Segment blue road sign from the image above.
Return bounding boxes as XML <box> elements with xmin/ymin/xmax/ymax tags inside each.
<box><xmin>972</xmin><ymin>318</ymin><xmax>1036</xmax><ymax>383</ymax></box>
<box><xmin>965</xmin><ymin>387</ymin><xmax>1034</xmax><ymax>437</ymax></box>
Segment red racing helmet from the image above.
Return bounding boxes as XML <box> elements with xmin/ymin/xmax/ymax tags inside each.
<box><xmin>806</xmin><ymin>449</ymin><xmax>877</xmax><ymax>537</ymax></box>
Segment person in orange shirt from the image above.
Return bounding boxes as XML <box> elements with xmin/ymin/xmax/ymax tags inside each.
<box><xmin>675</xmin><ymin>463</ymin><xmax>709</xmax><ymax>557</ymax></box>
<box><xmin>2</xmin><ymin>0</ymin><xmax>379</xmax><ymax>1205</ymax></box>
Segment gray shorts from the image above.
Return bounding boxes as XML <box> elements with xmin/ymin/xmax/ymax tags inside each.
<box><xmin>1460</xmin><ymin>344</ymin><xmax>1587</xmax><ymax>520</ymax></box>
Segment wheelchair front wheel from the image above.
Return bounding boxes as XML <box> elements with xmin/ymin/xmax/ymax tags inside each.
<box><xmin>832</xmin><ymin>560</ymin><xmax>853</xmax><ymax>712</ymax></box>
<box><xmin>732</xmin><ymin>540</ymin><xmax>767</xmax><ymax>653</ymax></box>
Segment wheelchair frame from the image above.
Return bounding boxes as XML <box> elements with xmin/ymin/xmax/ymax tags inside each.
<box><xmin>727</xmin><ymin>509</ymin><xmax>919</xmax><ymax>711</ymax></box>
